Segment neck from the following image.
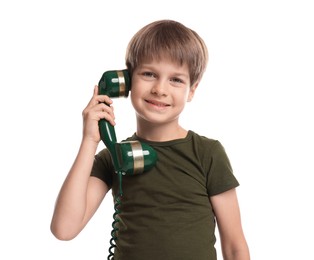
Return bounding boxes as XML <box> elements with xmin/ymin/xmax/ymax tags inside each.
<box><xmin>136</xmin><ymin>119</ymin><xmax>188</xmax><ymax>142</ymax></box>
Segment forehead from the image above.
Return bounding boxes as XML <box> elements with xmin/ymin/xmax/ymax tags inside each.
<box><xmin>139</xmin><ymin>51</ymin><xmax>186</xmax><ymax>68</ymax></box>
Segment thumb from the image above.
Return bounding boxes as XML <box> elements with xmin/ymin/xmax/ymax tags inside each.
<box><xmin>93</xmin><ymin>85</ymin><xmax>99</xmax><ymax>96</ymax></box>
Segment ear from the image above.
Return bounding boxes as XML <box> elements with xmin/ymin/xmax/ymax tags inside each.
<box><xmin>187</xmin><ymin>82</ymin><xmax>199</xmax><ymax>102</ymax></box>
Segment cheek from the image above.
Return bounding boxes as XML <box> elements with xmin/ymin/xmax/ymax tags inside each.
<box><xmin>130</xmin><ymin>85</ymin><xmax>140</xmax><ymax>100</ymax></box>
<box><xmin>130</xmin><ymin>90</ymin><xmax>136</xmax><ymax>105</ymax></box>
<box><xmin>178</xmin><ymin>89</ymin><xmax>191</xmax><ymax>103</ymax></box>
<box><xmin>130</xmin><ymin>86</ymin><xmax>142</xmax><ymax>108</ymax></box>
<box><xmin>130</xmin><ymin>78</ymin><xmax>142</xmax><ymax>96</ymax></box>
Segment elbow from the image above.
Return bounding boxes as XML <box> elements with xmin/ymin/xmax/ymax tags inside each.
<box><xmin>50</xmin><ymin>221</ymin><xmax>78</xmax><ymax>241</ymax></box>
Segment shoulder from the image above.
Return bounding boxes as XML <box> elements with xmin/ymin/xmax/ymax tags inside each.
<box><xmin>189</xmin><ymin>131</ymin><xmax>240</xmax><ymax>196</ymax></box>
<box><xmin>188</xmin><ymin>130</ymin><xmax>224</xmax><ymax>153</ymax></box>
<box><xmin>188</xmin><ymin>130</ymin><xmax>233</xmax><ymax>174</ymax></box>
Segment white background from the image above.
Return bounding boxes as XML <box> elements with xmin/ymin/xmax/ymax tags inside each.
<box><xmin>0</xmin><ymin>0</ymin><xmax>313</xmax><ymax>259</ymax></box>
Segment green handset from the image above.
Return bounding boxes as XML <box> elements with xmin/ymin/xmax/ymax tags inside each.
<box><xmin>98</xmin><ymin>69</ymin><xmax>157</xmax><ymax>175</ymax></box>
<box><xmin>98</xmin><ymin>70</ymin><xmax>157</xmax><ymax>259</ymax></box>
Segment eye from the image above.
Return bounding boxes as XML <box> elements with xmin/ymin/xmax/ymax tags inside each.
<box><xmin>170</xmin><ymin>77</ymin><xmax>184</xmax><ymax>84</ymax></box>
<box><xmin>142</xmin><ymin>71</ymin><xmax>156</xmax><ymax>78</ymax></box>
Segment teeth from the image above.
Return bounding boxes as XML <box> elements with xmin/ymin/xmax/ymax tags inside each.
<box><xmin>147</xmin><ymin>100</ymin><xmax>168</xmax><ymax>107</ymax></box>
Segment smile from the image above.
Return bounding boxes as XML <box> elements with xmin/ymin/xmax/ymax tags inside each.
<box><xmin>145</xmin><ymin>99</ymin><xmax>170</xmax><ymax>107</ymax></box>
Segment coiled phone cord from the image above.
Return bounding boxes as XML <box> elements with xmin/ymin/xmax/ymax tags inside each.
<box><xmin>107</xmin><ymin>171</ymin><xmax>123</xmax><ymax>260</ymax></box>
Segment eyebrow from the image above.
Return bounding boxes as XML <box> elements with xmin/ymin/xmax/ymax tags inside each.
<box><xmin>139</xmin><ymin>64</ymin><xmax>189</xmax><ymax>77</ymax></box>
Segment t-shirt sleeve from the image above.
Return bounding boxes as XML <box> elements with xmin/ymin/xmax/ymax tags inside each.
<box><xmin>206</xmin><ymin>141</ymin><xmax>239</xmax><ymax>196</ymax></box>
<box><xmin>90</xmin><ymin>148</ymin><xmax>115</xmax><ymax>188</ymax></box>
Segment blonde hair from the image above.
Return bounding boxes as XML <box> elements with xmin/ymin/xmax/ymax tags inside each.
<box><xmin>125</xmin><ymin>20</ymin><xmax>208</xmax><ymax>86</ymax></box>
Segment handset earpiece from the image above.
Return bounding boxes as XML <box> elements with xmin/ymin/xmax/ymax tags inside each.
<box><xmin>98</xmin><ymin>70</ymin><xmax>131</xmax><ymax>98</ymax></box>
<box><xmin>98</xmin><ymin>70</ymin><xmax>157</xmax><ymax>175</ymax></box>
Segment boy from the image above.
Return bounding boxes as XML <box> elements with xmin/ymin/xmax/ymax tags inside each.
<box><xmin>50</xmin><ymin>19</ymin><xmax>250</xmax><ymax>260</ymax></box>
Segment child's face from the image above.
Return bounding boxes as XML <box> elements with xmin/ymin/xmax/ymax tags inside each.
<box><xmin>130</xmin><ymin>58</ymin><xmax>197</xmax><ymax>125</ymax></box>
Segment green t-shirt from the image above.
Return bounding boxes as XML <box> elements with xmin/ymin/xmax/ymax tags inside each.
<box><xmin>91</xmin><ymin>130</ymin><xmax>239</xmax><ymax>260</ymax></box>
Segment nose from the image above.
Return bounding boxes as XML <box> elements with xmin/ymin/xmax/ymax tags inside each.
<box><xmin>151</xmin><ymin>80</ymin><xmax>167</xmax><ymax>96</ymax></box>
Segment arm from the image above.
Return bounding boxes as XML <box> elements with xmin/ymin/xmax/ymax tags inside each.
<box><xmin>50</xmin><ymin>86</ymin><xmax>115</xmax><ymax>240</ymax></box>
<box><xmin>210</xmin><ymin>188</ymin><xmax>250</xmax><ymax>260</ymax></box>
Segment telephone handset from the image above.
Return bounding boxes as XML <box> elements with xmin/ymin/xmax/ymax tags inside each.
<box><xmin>98</xmin><ymin>70</ymin><xmax>157</xmax><ymax>260</ymax></box>
<box><xmin>98</xmin><ymin>69</ymin><xmax>157</xmax><ymax>175</ymax></box>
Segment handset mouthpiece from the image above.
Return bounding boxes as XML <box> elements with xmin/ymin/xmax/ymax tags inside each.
<box><xmin>116</xmin><ymin>141</ymin><xmax>157</xmax><ymax>175</ymax></box>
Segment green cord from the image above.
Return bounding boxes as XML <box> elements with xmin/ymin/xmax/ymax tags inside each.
<box><xmin>107</xmin><ymin>171</ymin><xmax>123</xmax><ymax>260</ymax></box>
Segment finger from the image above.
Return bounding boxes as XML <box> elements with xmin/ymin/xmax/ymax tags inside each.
<box><xmin>100</xmin><ymin>112</ymin><xmax>116</xmax><ymax>126</ymax></box>
<box><xmin>85</xmin><ymin>86</ymin><xmax>100</xmax><ymax>108</ymax></box>
<box><xmin>97</xmin><ymin>106</ymin><xmax>116</xmax><ymax>126</ymax></box>
<box><xmin>94</xmin><ymin>85</ymin><xmax>113</xmax><ymax>105</ymax></box>
<box><xmin>97</xmin><ymin>103</ymin><xmax>115</xmax><ymax>118</ymax></box>
<box><xmin>86</xmin><ymin>86</ymin><xmax>113</xmax><ymax>108</ymax></box>
<box><xmin>96</xmin><ymin>95</ymin><xmax>113</xmax><ymax>106</ymax></box>
<box><xmin>83</xmin><ymin>102</ymin><xmax>115</xmax><ymax>125</ymax></box>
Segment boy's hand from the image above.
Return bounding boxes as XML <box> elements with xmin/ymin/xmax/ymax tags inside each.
<box><xmin>82</xmin><ymin>85</ymin><xmax>116</xmax><ymax>143</ymax></box>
